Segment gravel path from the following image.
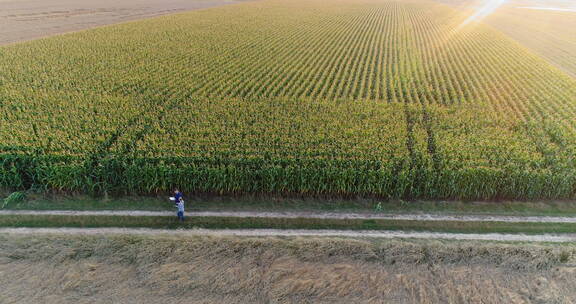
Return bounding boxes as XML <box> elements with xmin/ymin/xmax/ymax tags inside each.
<box><xmin>1</xmin><ymin>210</ymin><xmax>576</xmax><ymax>223</ymax></box>
<box><xmin>1</xmin><ymin>227</ymin><xmax>575</xmax><ymax>242</ymax></box>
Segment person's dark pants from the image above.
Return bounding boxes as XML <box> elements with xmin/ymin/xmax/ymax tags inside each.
<box><xmin>177</xmin><ymin>211</ymin><xmax>184</xmax><ymax>221</ymax></box>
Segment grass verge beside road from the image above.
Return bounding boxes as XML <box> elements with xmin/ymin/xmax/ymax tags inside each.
<box><xmin>1</xmin><ymin>214</ymin><xmax>576</xmax><ymax>235</ymax></box>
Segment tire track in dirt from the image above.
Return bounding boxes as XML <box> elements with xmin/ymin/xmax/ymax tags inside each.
<box><xmin>1</xmin><ymin>227</ymin><xmax>575</xmax><ymax>242</ymax></box>
<box><xmin>1</xmin><ymin>210</ymin><xmax>576</xmax><ymax>223</ymax></box>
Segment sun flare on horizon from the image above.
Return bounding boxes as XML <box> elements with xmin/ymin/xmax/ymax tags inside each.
<box><xmin>457</xmin><ymin>0</ymin><xmax>508</xmax><ymax>29</ymax></box>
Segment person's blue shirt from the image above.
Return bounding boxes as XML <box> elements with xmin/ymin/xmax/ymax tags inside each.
<box><xmin>174</xmin><ymin>191</ymin><xmax>182</xmax><ymax>203</ymax></box>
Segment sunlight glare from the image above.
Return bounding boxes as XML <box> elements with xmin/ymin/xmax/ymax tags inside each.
<box><xmin>458</xmin><ymin>0</ymin><xmax>508</xmax><ymax>28</ymax></box>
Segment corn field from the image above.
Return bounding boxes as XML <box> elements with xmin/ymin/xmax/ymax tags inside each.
<box><xmin>1</xmin><ymin>0</ymin><xmax>575</xmax><ymax>199</ymax></box>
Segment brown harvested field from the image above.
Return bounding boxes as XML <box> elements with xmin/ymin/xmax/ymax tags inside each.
<box><xmin>1</xmin><ymin>233</ymin><xmax>575</xmax><ymax>303</ymax></box>
<box><xmin>0</xmin><ymin>0</ymin><xmax>248</xmax><ymax>45</ymax></box>
<box><xmin>434</xmin><ymin>0</ymin><xmax>576</xmax><ymax>78</ymax></box>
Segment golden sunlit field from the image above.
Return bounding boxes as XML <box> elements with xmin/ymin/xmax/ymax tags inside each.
<box><xmin>2</xmin><ymin>2</ymin><xmax>576</xmax><ymax>302</ymax></box>
<box><xmin>1</xmin><ymin>0</ymin><xmax>576</xmax><ymax>200</ymax></box>
<box><xmin>438</xmin><ymin>0</ymin><xmax>576</xmax><ymax>77</ymax></box>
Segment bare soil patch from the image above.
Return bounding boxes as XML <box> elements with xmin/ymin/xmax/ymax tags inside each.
<box><xmin>0</xmin><ymin>0</ymin><xmax>247</xmax><ymax>45</ymax></box>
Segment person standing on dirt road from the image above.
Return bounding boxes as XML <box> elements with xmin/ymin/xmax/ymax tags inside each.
<box><xmin>176</xmin><ymin>197</ymin><xmax>185</xmax><ymax>222</ymax></box>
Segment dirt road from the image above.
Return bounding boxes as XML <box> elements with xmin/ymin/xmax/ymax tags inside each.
<box><xmin>0</xmin><ymin>0</ymin><xmax>247</xmax><ymax>45</ymax></box>
<box><xmin>1</xmin><ymin>227</ymin><xmax>575</xmax><ymax>242</ymax></box>
<box><xmin>1</xmin><ymin>210</ymin><xmax>575</xmax><ymax>223</ymax></box>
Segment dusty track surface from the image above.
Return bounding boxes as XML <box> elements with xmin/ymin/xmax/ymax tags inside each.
<box><xmin>1</xmin><ymin>210</ymin><xmax>575</xmax><ymax>223</ymax></box>
<box><xmin>2</xmin><ymin>227</ymin><xmax>575</xmax><ymax>242</ymax></box>
<box><xmin>0</xmin><ymin>0</ymin><xmax>247</xmax><ymax>45</ymax></box>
